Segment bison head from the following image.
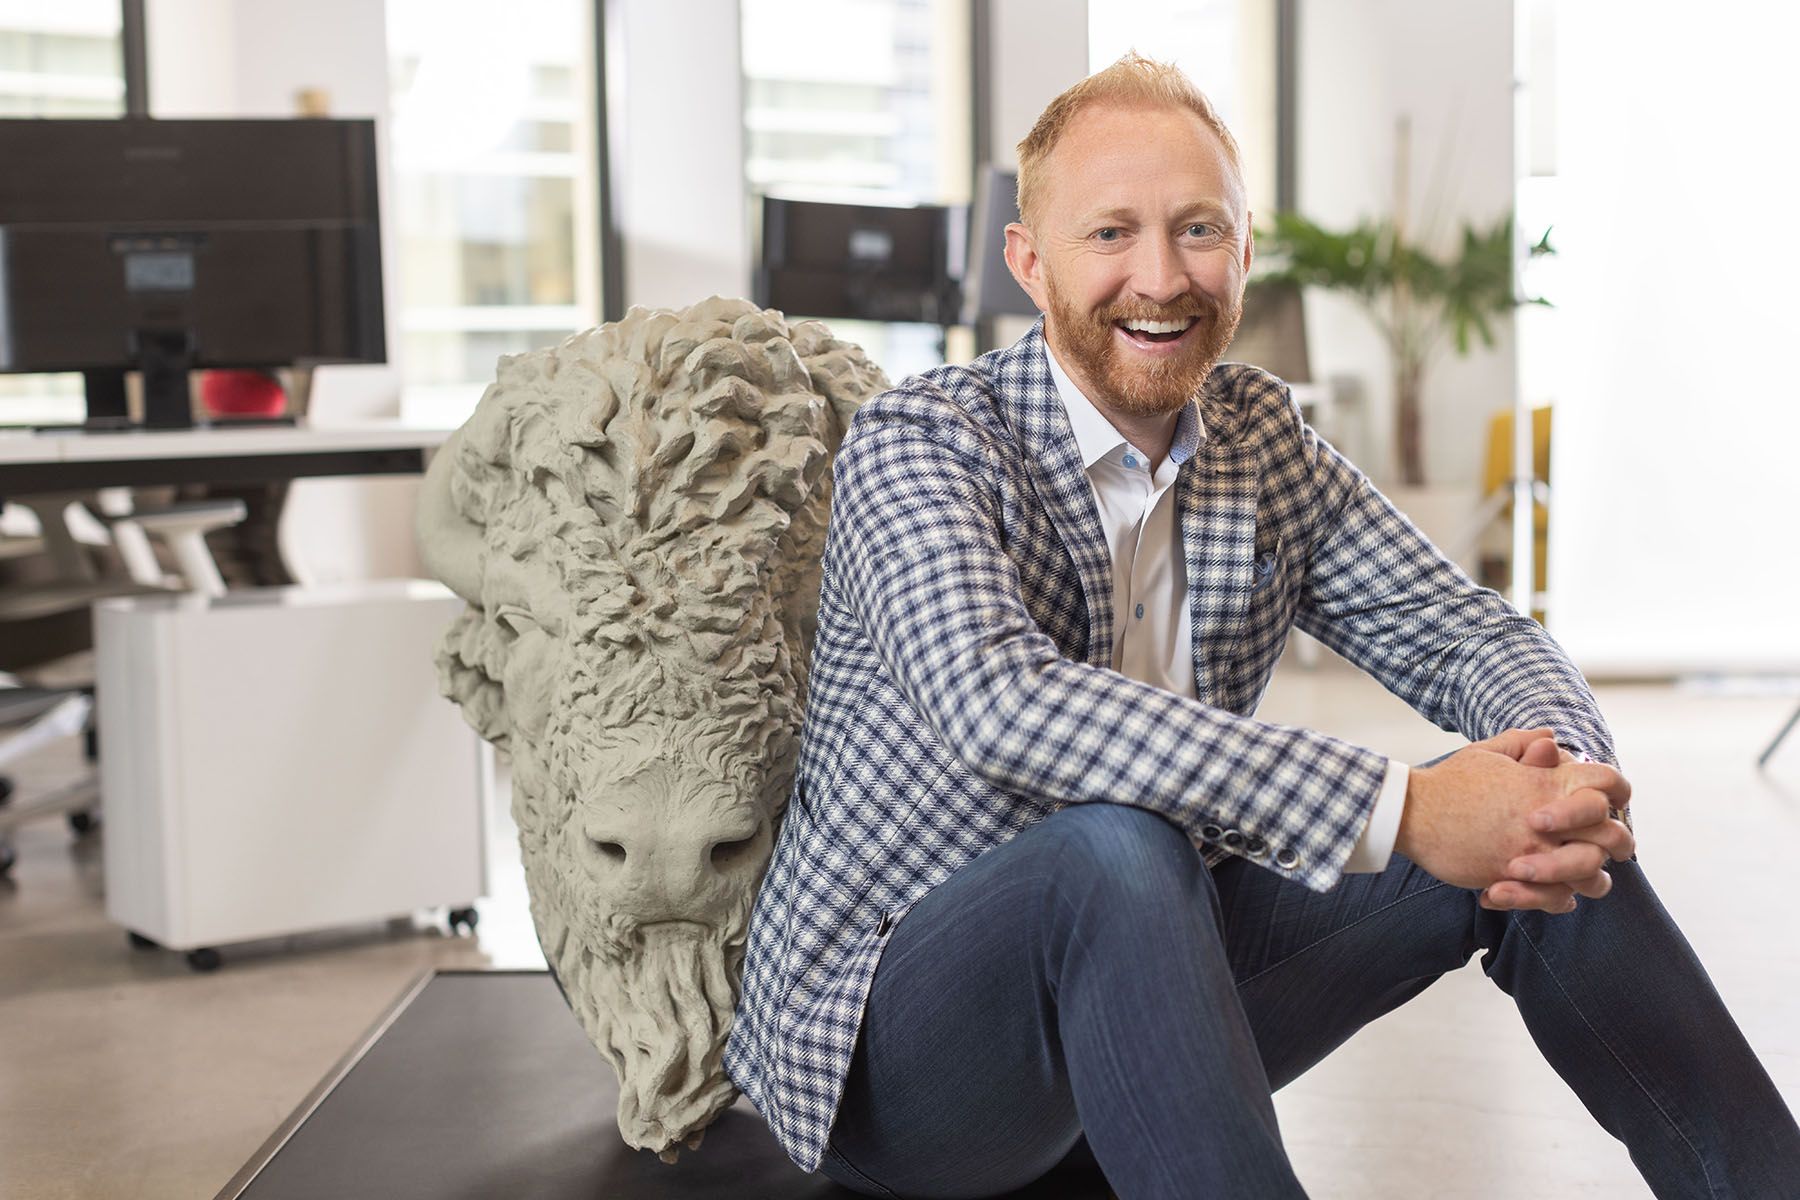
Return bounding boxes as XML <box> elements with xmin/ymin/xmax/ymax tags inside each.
<box><xmin>416</xmin><ymin>296</ymin><xmax>885</xmax><ymax>1160</ymax></box>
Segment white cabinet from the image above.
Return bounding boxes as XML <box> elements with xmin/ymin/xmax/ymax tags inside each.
<box><xmin>96</xmin><ymin>581</ymin><xmax>489</xmax><ymax>954</ymax></box>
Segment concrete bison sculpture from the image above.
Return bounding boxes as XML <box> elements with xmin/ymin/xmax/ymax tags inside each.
<box><xmin>415</xmin><ymin>296</ymin><xmax>885</xmax><ymax>1161</ymax></box>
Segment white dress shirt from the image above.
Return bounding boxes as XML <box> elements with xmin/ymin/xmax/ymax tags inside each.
<box><xmin>1046</xmin><ymin>346</ymin><xmax>1408</xmax><ymax>873</ymax></box>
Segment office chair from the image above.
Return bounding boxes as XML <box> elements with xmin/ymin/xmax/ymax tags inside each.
<box><xmin>0</xmin><ymin>493</ymin><xmax>244</xmax><ymax>876</ymax></box>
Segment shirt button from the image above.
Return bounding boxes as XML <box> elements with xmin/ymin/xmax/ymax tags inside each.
<box><xmin>1134</xmin><ymin>603</ymin><xmax>1145</xmax><ymax>619</ymax></box>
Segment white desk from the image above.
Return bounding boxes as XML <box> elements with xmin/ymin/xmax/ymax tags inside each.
<box><xmin>0</xmin><ymin>419</ymin><xmax>455</xmax><ymax>493</ymax></box>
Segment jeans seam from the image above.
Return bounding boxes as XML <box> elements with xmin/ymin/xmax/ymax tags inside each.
<box><xmin>1511</xmin><ymin>915</ymin><xmax>1718</xmax><ymax>1197</ymax></box>
<box><xmin>825</xmin><ymin>1141</ymin><xmax>900</xmax><ymax>1198</ymax></box>
<box><xmin>1234</xmin><ymin>880</ymin><xmax>1453</xmax><ymax>988</ymax></box>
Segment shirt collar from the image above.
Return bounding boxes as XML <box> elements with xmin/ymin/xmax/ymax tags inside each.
<box><xmin>1044</xmin><ymin>341</ymin><xmax>1206</xmax><ymax>471</ymax></box>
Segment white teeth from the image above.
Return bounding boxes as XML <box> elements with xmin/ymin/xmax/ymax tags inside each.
<box><xmin>1122</xmin><ymin>318</ymin><xmax>1194</xmax><ymax>335</ymax></box>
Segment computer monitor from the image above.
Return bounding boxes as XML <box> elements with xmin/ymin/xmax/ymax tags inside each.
<box><xmin>0</xmin><ymin>117</ymin><xmax>386</xmax><ymax>430</ymax></box>
<box><xmin>754</xmin><ymin>196</ymin><xmax>963</xmax><ymax>327</ymax></box>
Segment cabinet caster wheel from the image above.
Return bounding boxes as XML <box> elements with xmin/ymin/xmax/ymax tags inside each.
<box><xmin>128</xmin><ymin>931</ymin><xmax>159</xmax><ymax>951</ymax></box>
<box><xmin>447</xmin><ymin>906</ymin><xmax>480</xmax><ymax>935</ymax></box>
<box><xmin>68</xmin><ymin>810</ymin><xmax>98</xmax><ymax>836</ymax></box>
<box><xmin>186</xmin><ymin>948</ymin><xmax>222</xmax><ymax>972</ymax></box>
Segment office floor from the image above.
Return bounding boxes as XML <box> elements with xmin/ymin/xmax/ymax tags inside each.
<box><xmin>1</xmin><ymin>650</ymin><xmax>1796</xmax><ymax>1200</ymax></box>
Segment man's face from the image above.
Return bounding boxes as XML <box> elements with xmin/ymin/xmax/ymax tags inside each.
<box><xmin>1005</xmin><ymin>103</ymin><xmax>1253</xmax><ymax>416</ymax></box>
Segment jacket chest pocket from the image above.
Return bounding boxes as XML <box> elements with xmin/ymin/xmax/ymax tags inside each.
<box><xmin>1225</xmin><ymin>534</ymin><xmax>1301</xmax><ymax>711</ymax></box>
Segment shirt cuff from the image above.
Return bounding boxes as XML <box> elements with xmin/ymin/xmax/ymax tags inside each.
<box><xmin>1343</xmin><ymin>758</ymin><xmax>1409</xmax><ymax>873</ymax></box>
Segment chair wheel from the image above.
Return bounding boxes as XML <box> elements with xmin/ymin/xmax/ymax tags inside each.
<box><xmin>447</xmin><ymin>906</ymin><xmax>480</xmax><ymax>935</ymax></box>
<box><xmin>128</xmin><ymin>931</ymin><xmax>159</xmax><ymax>951</ymax></box>
<box><xmin>68</xmin><ymin>810</ymin><xmax>98</xmax><ymax>836</ymax></box>
<box><xmin>186</xmin><ymin>947</ymin><xmax>222</xmax><ymax>972</ymax></box>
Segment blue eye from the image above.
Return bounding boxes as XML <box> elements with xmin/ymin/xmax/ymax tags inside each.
<box><xmin>1094</xmin><ymin>227</ymin><xmax>1121</xmax><ymax>242</ymax></box>
<box><xmin>1187</xmin><ymin>223</ymin><xmax>1216</xmax><ymax>238</ymax></box>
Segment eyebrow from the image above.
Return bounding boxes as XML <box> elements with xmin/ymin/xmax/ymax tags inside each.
<box><xmin>1075</xmin><ymin>200</ymin><xmax>1238</xmax><ymax>227</ymax></box>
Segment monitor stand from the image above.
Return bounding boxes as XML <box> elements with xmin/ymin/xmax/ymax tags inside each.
<box><xmin>70</xmin><ymin>340</ymin><xmax>298</xmax><ymax>433</ymax></box>
<box><xmin>81</xmin><ymin>369</ymin><xmax>133</xmax><ymax>431</ymax></box>
<box><xmin>138</xmin><ymin>328</ymin><xmax>197</xmax><ymax>430</ymax></box>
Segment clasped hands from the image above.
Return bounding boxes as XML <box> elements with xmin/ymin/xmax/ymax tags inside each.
<box><xmin>1395</xmin><ymin>727</ymin><xmax>1635</xmax><ymax>916</ymax></box>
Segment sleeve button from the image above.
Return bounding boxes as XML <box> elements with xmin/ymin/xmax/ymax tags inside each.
<box><xmin>1200</xmin><ymin>823</ymin><xmax>1225</xmax><ymax>842</ymax></box>
<box><xmin>1222</xmin><ymin>829</ymin><xmax>1245</xmax><ymax>849</ymax></box>
<box><xmin>1275</xmin><ymin>847</ymin><xmax>1300</xmax><ymax>869</ymax></box>
<box><xmin>1245</xmin><ymin>836</ymin><xmax>1268</xmax><ymax>856</ymax></box>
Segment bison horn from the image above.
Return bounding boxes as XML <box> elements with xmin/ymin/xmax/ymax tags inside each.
<box><xmin>416</xmin><ymin>427</ymin><xmax>487</xmax><ymax>605</ymax></box>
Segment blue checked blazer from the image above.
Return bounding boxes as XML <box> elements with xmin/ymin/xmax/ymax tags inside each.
<box><xmin>721</xmin><ymin>320</ymin><xmax>1620</xmax><ymax>1173</ymax></box>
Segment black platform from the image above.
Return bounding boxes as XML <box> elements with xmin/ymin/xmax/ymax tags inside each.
<box><xmin>217</xmin><ymin>969</ymin><xmax>1115</xmax><ymax>1199</ymax></box>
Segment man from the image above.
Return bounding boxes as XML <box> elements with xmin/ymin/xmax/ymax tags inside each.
<box><xmin>721</xmin><ymin>54</ymin><xmax>1800</xmax><ymax>1198</ymax></box>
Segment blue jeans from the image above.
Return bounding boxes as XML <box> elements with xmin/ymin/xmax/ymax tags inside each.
<box><xmin>816</xmin><ymin>800</ymin><xmax>1800</xmax><ymax>1199</ymax></box>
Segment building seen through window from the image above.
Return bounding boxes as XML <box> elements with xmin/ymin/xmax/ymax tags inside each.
<box><xmin>740</xmin><ymin>0</ymin><xmax>970</xmax><ymax>379</ymax></box>
<box><xmin>386</xmin><ymin>0</ymin><xmax>599</xmax><ymax>423</ymax></box>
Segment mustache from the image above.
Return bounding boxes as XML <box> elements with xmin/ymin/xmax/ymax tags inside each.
<box><xmin>1095</xmin><ymin>293</ymin><xmax>1223</xmax><ymax>327</ymax></box>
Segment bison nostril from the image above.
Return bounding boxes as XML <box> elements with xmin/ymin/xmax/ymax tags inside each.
<box><xmin>593</xmin><ymin>840</ymin><xmax>626</xmax><ymax>863</ymax></box>
<box><xmin>709</xmin><ymin>833</ymin><xmax>757</xmax><ymax>869</ymax></box>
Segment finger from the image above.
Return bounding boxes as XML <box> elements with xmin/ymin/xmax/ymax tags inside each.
<box><xmin>1475</xmin><ymin>726</ymin><xmax>1557</xmax><ymax>760</ymax></box>
<box><xmin>1506</xmin><ymin>841</ymin><xmax>1609</xmax><ymax>885</ymax></box>
<box><xmin>1567</xmin><ymin>869</ymin><xmax>1613</xmax><ymax>900</ymax></box>
<box><xmin>1481</xmin><ymin>881</ymin><xmax>1577</xmax><ymax>913</ymax></box>
<box><xmin>1564</xmin><ymin>761</ymin><xmax>1632</xmax><ymax>808</ymax></box>
<box><xmin>1553</xmin><ymin>816</ymin><xmax>1636</xmax><ymax>863</ymax></box>
<box><xmin>1530</xmin><ymin>787</ymin><xmax>1616</xmax><ymax>834</ymax></box>
<box><xmin>1517</xmin><ymin>735</ymin><xmax>1563</xmax><ymax>769</ymax></box>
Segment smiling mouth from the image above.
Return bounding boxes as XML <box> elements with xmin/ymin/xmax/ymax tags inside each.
<box><xmin>1115</xmin><ymin>317</ymin><xmax>1197</xmax><ymax>347</ymax></box>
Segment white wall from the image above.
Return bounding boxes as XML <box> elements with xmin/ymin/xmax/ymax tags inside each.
<box><xmin>1544</xmin><ymin>2</ymin><xmax>1800</xmax><ymax>675</ymax></box>
<box><xmin>612</xmin><ymin>0</ymin><xmax>750</xmax><ymax>310</ymax></box>
<box><xmin>1296</xmin><ymin>0</ymin><xmax>1516</xmax><ymax>487</ymax></box>
<box><xmin>144</xmin><ymin>0</ymin><xmax>421</xmax><ymax>584</ymax></box>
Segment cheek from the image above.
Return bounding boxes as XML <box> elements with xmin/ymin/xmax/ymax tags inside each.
<box><xmin>499</xmin><ymin>630</ymin><xmax>558</xmax><ymax>740</ymax></box>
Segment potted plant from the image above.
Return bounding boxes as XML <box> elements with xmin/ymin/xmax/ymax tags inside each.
<box><xmin>1252</xmin><ymin>208</ymin><xmax>1552</xmax><ymax>487</ymax></box>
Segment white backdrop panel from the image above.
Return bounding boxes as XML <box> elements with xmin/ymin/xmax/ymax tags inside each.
<box><xmin>1548</xmin><ymin>1</ymin><xmax>1800</xmax><ymax>675</ymax></box>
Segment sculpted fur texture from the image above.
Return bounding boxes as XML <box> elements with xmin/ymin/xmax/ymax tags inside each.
<box><xmin>416</xmin><ymin>296</ymin><xmax>885</xmax><ymax>1160</ymax></box>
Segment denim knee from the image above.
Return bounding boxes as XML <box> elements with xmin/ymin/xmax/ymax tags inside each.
<box><xmin>1036</xmin><ymin>802</ymin><xmax>1211</xmax><ymax>910</ymax></box>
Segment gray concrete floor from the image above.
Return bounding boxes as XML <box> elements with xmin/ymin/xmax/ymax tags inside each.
<box><xmin>1</xmin><ymin>649</ymin><xmax>1796</xmax><ymax>1199</ymax></box>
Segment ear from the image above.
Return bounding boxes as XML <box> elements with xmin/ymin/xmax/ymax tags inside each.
<box><xmin>1002</xmin><ymin>221</ymin><xmax>1050</xmax><ymax>313</ymax></box>
<box><xmin>1242</xmin><ymin>212</ymin><xmax>1255</xmax><ymax>273</ymax></box>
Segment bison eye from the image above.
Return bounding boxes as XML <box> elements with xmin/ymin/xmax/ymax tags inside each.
<box><xmin>710</xmin><ymin>831</ymin><xmax>759</xmax><ymax>868</ymax></box>
<box><xmin>494</xmin><ymin>605</ymin><xmax>541</xmax><ymax>642</ymax></box>
<box><xmin>591</xmin><ymin>839</ymin><xmax>626</xmax><ymax>862</ymax></box>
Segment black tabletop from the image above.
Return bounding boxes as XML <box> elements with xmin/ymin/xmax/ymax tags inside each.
<box><xmin>219</xmin><ymin>969</ymin><xmax>1114</xmax><ymax>1200</ymax></box>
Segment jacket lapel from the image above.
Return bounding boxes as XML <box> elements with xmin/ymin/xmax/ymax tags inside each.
<box><xmin>1181</xmin><ymin>369</ymin><xmax>1261</xmax><ymax>707</ymax></box>
<box><xmin>993</xmin><ymin>322</ymin><xmax>1114</xmax><ymax>668</ymax></box>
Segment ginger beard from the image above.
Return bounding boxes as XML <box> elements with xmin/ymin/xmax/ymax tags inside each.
<box><xmin>1044</xmin><ymin>268</ymin><xmax>1243</xmax><ymax>416</ymax></box>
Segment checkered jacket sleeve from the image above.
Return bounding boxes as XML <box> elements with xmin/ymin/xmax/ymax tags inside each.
<box><xmin>1286</xmin><ymin>407</ymin><xmax>1630</xmax><ymax>839</ymax></box>
<box><xmin>829</xmin><ymin>389</ymin><xmax>1395</xmax><ymax>893</ymax></box>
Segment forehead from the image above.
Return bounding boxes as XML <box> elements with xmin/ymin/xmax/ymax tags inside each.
<box><xmin>1040</xmin><ymin>102</ymin><xmax>1244</xmax><ymax>223</ymax></box>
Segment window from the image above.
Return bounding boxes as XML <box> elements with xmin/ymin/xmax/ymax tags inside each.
<box><xmin>386</xmin><ymin>0</ymin><xmax>600</xmax><ymax>423</ymax></box>
<box><xmin>740</xmin><ymin>0</ymin><xmax>971</xmax><ymax>378</ymax></box>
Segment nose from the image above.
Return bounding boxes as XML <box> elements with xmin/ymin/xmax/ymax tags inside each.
<box><xmin>585</xmin><ymin>826</ymin><xmax>761</xmax><ymax>912</ymax></box>
<box><xmin>1126</xmin><ymin>231</ymin><xmax>1189</xmax><ymax>307</ymax></box>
